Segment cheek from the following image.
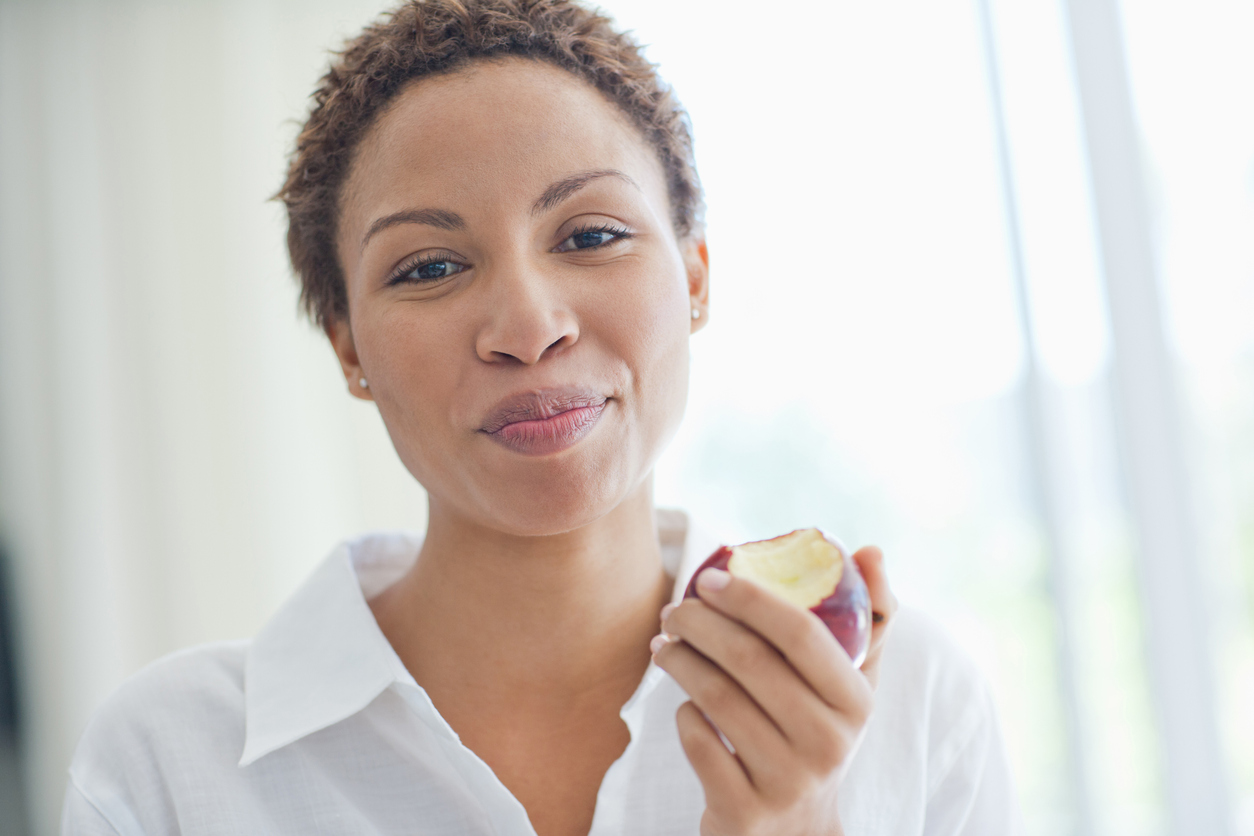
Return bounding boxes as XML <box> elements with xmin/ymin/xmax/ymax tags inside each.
<box><xmin>352</xmin><ymin>308</ymin><xmax>461</xmax><ymax>465</ymax></box>
<box><xmin>599</xmin><ymin>263</ymin><xmax>692</xmax><ymax>425</ymax></box>
<box><xmin>358</xmin><ymin>308</ymin><xmax>444</xmax><ymax>385</ymax></box>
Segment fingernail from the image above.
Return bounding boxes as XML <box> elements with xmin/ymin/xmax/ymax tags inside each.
<box><xmin>649</xmin><ymin>634</ymin><xmax>668</xmax><ymax>654</ymax></box>
<box><xmin>660</xmin><ymin>603</ymin><xmax>677</xmax><ymax>622</ymax></box>
<box><xmin>697</xmin><ymin>568</ymin><xmax>730</xmax><ymax>592</ymax></box>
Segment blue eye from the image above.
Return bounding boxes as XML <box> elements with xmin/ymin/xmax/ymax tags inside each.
<box><xmin>573</xmin><ymin>230</ymin><xmax>613</xmax><ymax>248</ymax></box>
<box><xmin>414</xmin><ymin>260</ymin><xmax>462</xmax><ymax>280</ymax></box>
<box><xmin>389</xmin><ymin>254</ymin><xmax>466</xmax><ymax>285</ymax></box>
<box><xmin>556</xmin><ymin>224</ymin><xmax>631</xmax><ymax>253</ymax></box>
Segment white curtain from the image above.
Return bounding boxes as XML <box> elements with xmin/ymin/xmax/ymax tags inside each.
<box><xmin>0</xmin><ymin>2</ymin><xmax>427</xmax><ymax>831</ymax></box>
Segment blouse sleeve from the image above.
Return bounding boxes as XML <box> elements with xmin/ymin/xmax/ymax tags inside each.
<box><xmin>922</xmin><ymin>683</ymin><xmax>1024</xmax><ymax>836</ymax></box>
<box><xmin>61</xmin><ymin>779</ymin><xmax>130</xmax><ymax>836</ymax></box>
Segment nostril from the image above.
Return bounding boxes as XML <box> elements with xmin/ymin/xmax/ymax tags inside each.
<box><xmin>475</xmin><ymin>308</ymin><xmax>578</xmax><ymax>365</ymax></box>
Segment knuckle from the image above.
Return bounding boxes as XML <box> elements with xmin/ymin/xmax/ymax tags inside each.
<box><xmin>663</xmin><ymin>599</ymin><xmax>699</xmax><ymax>633</ymax></box>
<box><xmin>724</xmin><ymin>635</ymin><xmax>773</xmax><ymax>677</ymax></box>
<box><xmin>652</xmin><ymin>637</ymin><xmax>689</xmax><ymax>672</ymax></box>
<box><xmin>804</xmin><ymin>723</ymin><xmax>847</xmax><ymax>772</ymax></box>
<box><xmin>677</xmin><ymin>704</ymin><xmax>721</xmax><ymax>760</ymax></box>
<box><xmin>782</xmin><ymin>611</ymin><xmax>823</xmax><ymax>653</ymax></box>
<box><xmin>676</xmin><ymin>710</ymin><xmax>706</xmax><ymax>747</ymax></box>
<box><xmin>696</xmin><ymin>675</ymin><xmax>739</xmax><ymax>716</ymax></box>
<box><xmin>802</xmin><ymin>620</ymin><xmax>837</xmax><ymax>663</ymax></box>
<box><xmin>766</xmin><ymin>770</ymin><xmax>807</xmax><ymax>807</ymax></box>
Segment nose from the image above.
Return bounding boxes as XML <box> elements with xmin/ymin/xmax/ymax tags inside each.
<box><xmin>474</xmin><ymin>260</ymin><xmax>579</xmax><ymax>365</ymax></box>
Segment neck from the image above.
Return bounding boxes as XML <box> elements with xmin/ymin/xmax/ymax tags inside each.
<box><xmin>371</xmin><ymin>480</ymin><xmax>672</xmax><ymax>710</ymax></box>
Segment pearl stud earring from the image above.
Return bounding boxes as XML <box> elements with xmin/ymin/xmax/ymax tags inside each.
<box><xmin>691</xmin><ymin>308</ymin><xmax>701</xmax><ymax>320</ymax></box>
<box><xmin>359</xmin><ymin>378</ymin><xmax>369</xmax><ymax>389</ymax></box>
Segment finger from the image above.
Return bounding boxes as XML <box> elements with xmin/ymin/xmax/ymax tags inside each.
<box><xmin>663</xmin><ymin>599</ymin><xmax>858</xmax><ymax>771</ymax></box>
<box><xmin>652</xmin><ymin>636</ymin><xmax>802</xmax><ymax>797</ymax></box>
<box><xmin>852</xmin><ymin>546</ymin><xmax>897</xmax><ymax>685</ymax></box>
<box><xmin>853</xmin><ymin>545</ymin><xmax>897</xmax><ymax>632</ymax></box>
<box><xmin>691</xmin><ymin>568</ymin><xmax>873</xmax><ymax>716</ymax></box>
<box><xmin>674</xmin><ymin>700</ymin><xmax>756</xmax><ymax>817</ymax></box>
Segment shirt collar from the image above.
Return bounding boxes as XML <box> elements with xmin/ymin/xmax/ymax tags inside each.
<box><xmin>657</xmin><ymin>507</ymin><xmax>722</xmax><ymax>602</ymax></box>
<box><xmin>239</xmin><ymin>532</ymin><xmax>421</xmax><ymax>766</ymax></box>
<box><xmin>239</xmin><ymin>511</ymin><xmax>721</xmax><ymax>767</ymax></box>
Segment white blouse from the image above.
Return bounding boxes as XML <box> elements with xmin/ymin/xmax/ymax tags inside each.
<box><xmin>62</xmin><ymin>510</ymin><xmax>1023</xmax><ymax>835</ymax></box>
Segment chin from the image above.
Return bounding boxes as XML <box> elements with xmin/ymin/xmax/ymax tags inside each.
<box><xmin>476</xmin><ymin>450</ymin><xmax>642</xmax><ymax>537</ymax></box>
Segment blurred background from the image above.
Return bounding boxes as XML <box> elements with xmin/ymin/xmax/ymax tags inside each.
<box><xmin>0</xmin><ymin>0</ymin><xmax>1251</xmax><ymax>833</ymax></box>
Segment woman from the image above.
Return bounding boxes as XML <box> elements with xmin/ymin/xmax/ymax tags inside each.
<box><xmin>63</xmin><ymin>1</ymin><xmax>1020</xmax><ymax>834</ymax></box>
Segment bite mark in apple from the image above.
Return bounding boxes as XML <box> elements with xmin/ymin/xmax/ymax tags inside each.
<box><xmin>684</xmin><ymin>528</ymin><xmax>872</xmax><ymax>666</ymax></box>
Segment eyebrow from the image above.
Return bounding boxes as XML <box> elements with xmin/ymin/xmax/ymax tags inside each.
<box><xmin>358</xmin><ymin>169</ymin><xmax>638</xmax><ymax>251</ymax></box>
<box><xmin>360</xmin><ymin>208</ymin><xmax>465</xmax><ymax>250</ymax></box>
<box><xmin>531</xmin><ymin>169</ymin><xmax>639</xmax><ymax>215</ymax></box>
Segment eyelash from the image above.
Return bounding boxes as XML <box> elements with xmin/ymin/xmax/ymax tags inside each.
<box><xmin>564</xmin><ymin>222</ymin><xmax>633</xmax><ymax>247</ymax></box>
<box><xmin>386</xmin><ymin>251</ymin><xmax>463</xmax><ymax>286</ymax></box>
<box><xmin>384</xmin><ymin>223</ymin><xmax>632</xmax><ymax>286</ymax></box>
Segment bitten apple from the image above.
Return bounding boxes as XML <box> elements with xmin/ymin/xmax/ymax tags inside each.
<box><xmin>684</xmin><ymin>528</ymin><xmax>872</xmax><ymax>667</ymax></box>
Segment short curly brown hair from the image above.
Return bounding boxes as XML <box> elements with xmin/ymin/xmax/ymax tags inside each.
<box><xmin>277</xmin><ymin>0</ymin><xmax>704</xmax><ymax>328</ymax></box>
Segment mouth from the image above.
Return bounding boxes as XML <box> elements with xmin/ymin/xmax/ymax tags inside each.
<box><xmin>480</xmin><ymin>388</ymin><xmax>609</xmax><ymax>456</ymax></box>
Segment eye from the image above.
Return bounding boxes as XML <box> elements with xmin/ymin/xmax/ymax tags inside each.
<box><xmin>388</xmin><ymin>253</ymin><xmax>468</xmax><ymax>285</ymax></box>
<box><xmin>554</xmin><ymin>224</ymin><xmax>632</xmax><ymax>253</ymax></box>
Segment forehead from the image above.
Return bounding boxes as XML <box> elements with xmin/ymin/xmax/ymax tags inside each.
<box><xmin>340</xmin><ymin>57</ymin><xmax>668</xmax><ymax>233</ymax></box>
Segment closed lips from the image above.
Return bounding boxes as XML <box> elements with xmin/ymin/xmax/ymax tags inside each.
<box><xmin>480</xmin><ymin>392</ymin><xmax>607</xmax><ymax>434</ymax></box>
<box><xmin>480</xmin><ymin>389</ymin><xmax>609</xmax><ymax>455</ymax></box>
<box><xmin>495</xmin><ymin>402</ymin><xmax>603</xmax><ymax>439</ymax></box>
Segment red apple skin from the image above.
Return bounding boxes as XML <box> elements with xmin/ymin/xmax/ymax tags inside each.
<box><xmin>683</xmin><ymin>535</ymin><xmax>872</xmax><ymax>667</ymax></box>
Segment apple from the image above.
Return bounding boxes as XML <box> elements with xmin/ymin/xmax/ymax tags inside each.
<box><xmin>684</xmin><ymin>528</ymin><xmax>872</xmax><ymax>667</ymax></box>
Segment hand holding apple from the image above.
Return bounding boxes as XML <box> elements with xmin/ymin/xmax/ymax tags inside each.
<box><xmin>652</xmin><ymin>530</ymin><xmax>897</xmax><ymax>836</ymax></box>
<box><xmin>682</xmin><ymin>528</ymin><xmax>872</xmax><ymax>666</ymax></box>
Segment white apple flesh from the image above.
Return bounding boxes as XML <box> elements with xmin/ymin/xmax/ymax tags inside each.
<box><xmin>684</xmin><ymin>528</ymin><xmax>872</xmax><ymax>666</ymax></box>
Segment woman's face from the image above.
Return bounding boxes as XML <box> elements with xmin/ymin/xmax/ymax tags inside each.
<box><xmin>331</xmin><ymin>58</ymin><xmax>708</xmax><ymax>536</ymax></box>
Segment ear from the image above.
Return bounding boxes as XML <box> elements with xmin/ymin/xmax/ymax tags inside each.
<box><xmin>683</xmin><ymin>236</ymin><xmax>710</xmax><ymax>333</ymax></box>
<box><xmin>325</xmin><ymin>316</ymin><xmax>374</xmax><ymax>401</ymax></box>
